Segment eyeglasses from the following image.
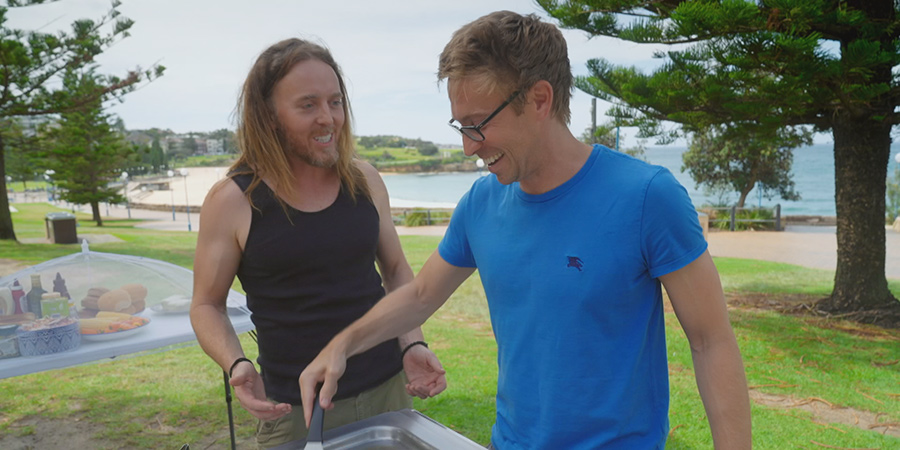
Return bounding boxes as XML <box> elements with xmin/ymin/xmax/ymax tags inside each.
<box><xmin>448</xmin><ymin>90</ymin><xmax>520</xmax><ymax>142</ymax></box>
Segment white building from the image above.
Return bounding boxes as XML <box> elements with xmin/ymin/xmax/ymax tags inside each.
<box><xmin>206</xmin><ymin>139</ymin><xmax>224</xmax><ymax>154</ymax></box>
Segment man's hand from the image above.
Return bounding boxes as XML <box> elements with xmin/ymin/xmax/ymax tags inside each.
<box><xmin>298</xmin><ymin>342</ymin><xmax>348</xmax><ymax>428</ymax></box>
<box><xmin>229</xmin><ymin>363</ymin><xmax>291</xmax><ymax>421</ymax></box>
<box><xmin>402</xmin><ymin>345</ymin><xmax>447</xmax><ymax>399</ymax></box>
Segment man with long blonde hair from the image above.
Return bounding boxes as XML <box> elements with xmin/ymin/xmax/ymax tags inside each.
<box><xmin>190</xmin><ymin>38</ymin><xmax>446</xmax><ymax>448</ymax></box>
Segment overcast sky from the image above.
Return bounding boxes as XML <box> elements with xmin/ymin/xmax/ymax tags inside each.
<box><xmin>8</xmin><ymin>0</ymin><xmax>693</xmax><ymax>147</ymax></box>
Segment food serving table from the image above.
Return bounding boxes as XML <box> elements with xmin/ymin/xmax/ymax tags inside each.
<box><xmin>0</xmin><ymin>246</ymin><xmax>254</xmax><ymax>449</ymax></box>
<box><xmin>0</xmin><ymin>305</ymin><xmax>253</xmax><ymax>378</ymax></box>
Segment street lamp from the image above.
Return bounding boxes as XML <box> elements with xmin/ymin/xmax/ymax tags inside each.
<box><xmin>895</xmin><ymin>154</ymin><xmax>900</xmax><ymax>222</ymax></box>
<box><xmin>167</xmin><ymin>170</ymin><xmax>177</xmax><ymax>221</ymax></box>
<box><xmin>44</xmin><ymin>169</ymin><xmax>55</xmax><ymax>202</ymax></box>
<box><xmin>180</xmin><ymin>168</ymin><xmax>192</xmax><ymax>232</ymax></box>
<box><xmin>121</xmin><ymin>171</ymin><xmax>131</xmax><ymax>219</ymax></box>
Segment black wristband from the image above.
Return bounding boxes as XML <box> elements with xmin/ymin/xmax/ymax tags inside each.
<box><xmin>229</xmin><ymin>357</ymin><xmax>253</xmax><ymax>378</ymax></box>
<box><xmin>400</xmin><ymin>341</ymin><xmax>428</xmax><ymax>360</ymax></box>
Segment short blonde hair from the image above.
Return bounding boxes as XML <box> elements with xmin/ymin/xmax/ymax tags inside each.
<box><xmin>438</xmin><ymin>11</ymin><xmax>573</xmax><ymax>124</ymax></box>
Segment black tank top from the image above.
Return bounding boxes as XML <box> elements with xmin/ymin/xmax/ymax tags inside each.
<box><xmin>232</xmin><ymin>173</ymin><xmax>402</xmax><ymax>404</ymax></box>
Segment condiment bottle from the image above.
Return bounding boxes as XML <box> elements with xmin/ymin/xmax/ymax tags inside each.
<box><xmin>10</xmin><ymin>279</ymin><xmax>25</xmax><ymax>315</ymax></box>
<box><xmin>26</xmin><ymin>274</ymin><xmax>46</xmax><ymax>318</ymax></box>
<box><xmin>41</xmin><ymin>292</ymin><xmax>68</xmax><ymax>318</ymax></box>
<box><xmin>52</xmin><ymin>272</ymin><xmax>76</xmax><ymax>316</ymax></box>
<box><xmin>53</xmin><ymin>272</ymin><xmax>71</xmax><ymax>300</ymax></box>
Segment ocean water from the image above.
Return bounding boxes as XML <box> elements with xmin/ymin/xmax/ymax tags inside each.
<box><xmin>644</xmin><ymin>144</ymin><xmax>836</xmax><ymax>216</ymax></box>
<box><xmin>383</xmin><ymin>172</ymin><xmax>482</xmax><ymax>208</ymax></box>
<box><xmin>383</xmin><ymin>143</ymin><xmax>900</xmax><ymax>216</ymax></box>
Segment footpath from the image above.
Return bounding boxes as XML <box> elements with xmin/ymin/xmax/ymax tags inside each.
<box><xmin>708</xmin><ymin>225</ymin><xmax>900</xmax><ymax>279</ymax></box>
<box><xmin>9</xmin><ymin>192</ymin><xmax>900</xmax><ymax>279</ymax></box>
<box><xmin>90</xmin><ymin>199</ymin><xmax>900</xmax><ymax>278</ymax></box>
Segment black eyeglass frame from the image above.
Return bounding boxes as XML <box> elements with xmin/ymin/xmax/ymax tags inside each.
<box><xmin>448</xmin><ymin>90</ymin><xmax>520</xmax><ymax>142</ymax></box>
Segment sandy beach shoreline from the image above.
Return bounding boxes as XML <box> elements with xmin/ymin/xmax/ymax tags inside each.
<box><xmin>119</xmin><ymin>167</ymin><xmax>457</xmax><ymax>210</ymax></box>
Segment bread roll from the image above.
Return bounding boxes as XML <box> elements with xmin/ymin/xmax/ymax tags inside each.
<box><xmin>88</xmin><ymin>287</ymin><xmax>110</xmax><ymax>297</ymax></box>
<box><xmin>81</xmin><ymin>287</ymin><xmax>110</xmax><ymax>310</ymax></box>
<box><xmin>97</xmin><ymin>289</ymin><xmax>132</xmax><ymax>312</ymax></box>
<box><xmin>120</xmin><ymin>284</ymin><xmax>148</xmax><ymax>303</ymax></box>
<box><xmin>81</xmin><ymin>297</ymin><xmax>98</xmax><ymax>310</ymax></box>
<box><xmin>132</xmin><ymin>297</ymin><xmax>146</xmax><ymax>313</ymax></box>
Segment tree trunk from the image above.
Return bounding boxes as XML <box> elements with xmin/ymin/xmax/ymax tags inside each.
<box><xmin>819</xmin><ymin>116</ymin><xmax>900</xmax><ymax>321</ymax></box>
<box><xmin>736</xmin><ymin>183</ymin><xmax>752</xmax><ymax>209</ymax></box>
<box><xmin>817</xmin><ymin>1</ymin><xmax>900</xmax><ymax>326</ymax></box>
<box><xmin>0</xmin><ymin>131</ymin><xmax>18</xmax><ymax>241</ymax></box>
<box><xmin>91</xmin><ymin>200</ymin><xmax>103</xmax><ymax>226</ymax></box>
<box><xmin>736</xmin><ymin>193</ymin><xmax>747</xmax><ymax>208</ymax></box>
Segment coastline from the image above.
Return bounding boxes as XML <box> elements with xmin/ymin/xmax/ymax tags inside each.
<box><xmin>9</xmin><ymin>165</ymin><xmax>840</xmax><ymax>223</ymax></box>
<box><xmin>102</xmin><ymin>166</ymin><xmax>460</xmax><ymax>211</ymax></box>
<box><xmin>116</xmin><ymin>166</ymin><xmax>837</xmax><ymax>219</ymax></box>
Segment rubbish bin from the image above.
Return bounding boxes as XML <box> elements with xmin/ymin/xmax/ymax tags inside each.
<box><xmin>45</xmin><ymin>212</ymin><xmax>78</xmax><ymax>244</ymax></box>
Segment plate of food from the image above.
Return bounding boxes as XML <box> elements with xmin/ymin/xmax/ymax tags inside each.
<box><xmin>80</xmin><ymin>311</ymin><xmax>151</xmax><ymax>342</ymax></box>
<box><xmin>149</xmin><ymin>295</ymin><xmax>192</xmax><ymax>315</ymax></box>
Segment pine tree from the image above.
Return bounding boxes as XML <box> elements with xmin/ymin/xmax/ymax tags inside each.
<box><xmin>0</xmin><ymin>0</ymin><xmax>163</xmax><ymax>240</ymax></box>
<box><xmin>1</xmin><ymin>118</ymin><xmax>41</xmax><ymax>189</ymax></box>
<box><xmin>539</xmin><ymin>0</ymin><xmax>900</xmax><ymax>324</ymax></box>
<box><xmin>45</xmin><ymin>68</ymin><xmax>134</xmax><ymax>226</ymax></box>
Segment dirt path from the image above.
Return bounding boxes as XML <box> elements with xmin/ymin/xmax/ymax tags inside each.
<box><xmin>0</xmin><ymin>414</ymin><xmax>252</xmax><ymax>449</ymax></box>
<box><xmin>0</xmin><ymin>258</ymin><xmax>27</xmax><ymax>277</ymax></box>
<box><xmin>749</xmin><ymin>390</ymin><xmax>899</xmax><ymax>438</ymax></box>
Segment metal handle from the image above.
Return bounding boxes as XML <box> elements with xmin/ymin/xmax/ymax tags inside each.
<box><xmin>308</xmin><ymin>392</ymin><xmax>325</xmax><ymax>444</ymax></box>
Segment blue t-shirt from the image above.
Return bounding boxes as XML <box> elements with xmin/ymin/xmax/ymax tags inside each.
<box><xmin>438</xmin><ymin>145</ymin><xmax>707</xmax><ymax>449</ymax></box>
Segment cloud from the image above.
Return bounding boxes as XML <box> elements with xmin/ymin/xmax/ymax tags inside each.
<box><xmin>7</xmin><ymin>0</ymin><xmax>673</xmax><ymax>145</ymax></box>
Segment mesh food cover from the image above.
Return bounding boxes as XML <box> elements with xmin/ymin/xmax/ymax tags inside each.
<box><xmin>0</xmin><ymin>240</ymin><xmax>247</xmax><ymax>322</ymax></box>
<box><xmin>0</xmin><ymin>242</ymin><xmax>253</xmax><ymax>372</ymax></box>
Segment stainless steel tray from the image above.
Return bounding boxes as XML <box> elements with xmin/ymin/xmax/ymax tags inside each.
<box><xmin>272</xmin><ymin>409</ymin><xmax>484</xmax><ymax>449</ymax></box>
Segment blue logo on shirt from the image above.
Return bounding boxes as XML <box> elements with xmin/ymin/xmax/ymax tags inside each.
<box><xmin>567</xmin><ymin>256</ymin><xmax>584</xmax><ymax>271</ymax></box>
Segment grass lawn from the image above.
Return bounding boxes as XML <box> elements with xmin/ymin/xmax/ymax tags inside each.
<box><xmin>0</xmin><ymin>203</ymin><xmax>898</xmax><ymax>449</ymax></box>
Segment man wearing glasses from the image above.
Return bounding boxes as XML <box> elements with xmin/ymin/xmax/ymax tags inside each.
<box><xmin>301</xmin><ymin>11</ymin><xmax>751</xmax><ymax>450</ymax></box>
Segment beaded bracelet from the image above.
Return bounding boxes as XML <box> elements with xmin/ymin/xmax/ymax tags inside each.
<box><xmin>400</xmin><ymin>341</ymin><xmax>428</xmax><ymax>360</ymax></box>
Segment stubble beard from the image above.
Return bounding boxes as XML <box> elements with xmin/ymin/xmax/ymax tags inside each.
<box><xmin>280</xmin><ymin>130</ymin><xmax>340</xmax><ymax>169</ymax></box>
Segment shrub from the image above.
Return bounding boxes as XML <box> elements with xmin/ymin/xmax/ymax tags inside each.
<box><xmin>402</xmin><ymin>209</ymin><xmax>453</xmax><ymax>227</ymax></box>
<box><xmin>711</xmin><ymin>207</ymin><xmax>776</xmax><ymax>231</ymax></box>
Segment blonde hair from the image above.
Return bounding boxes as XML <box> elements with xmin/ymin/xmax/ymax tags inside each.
<box><xmin>231</xmin><ymin>38</ymin><xmax>369</xmax><ymax>210</ymax></box>
<box><xmin>438</xmin><ymin>11</ymin><xmax>573</xmax><ymax>124</ymax></box>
